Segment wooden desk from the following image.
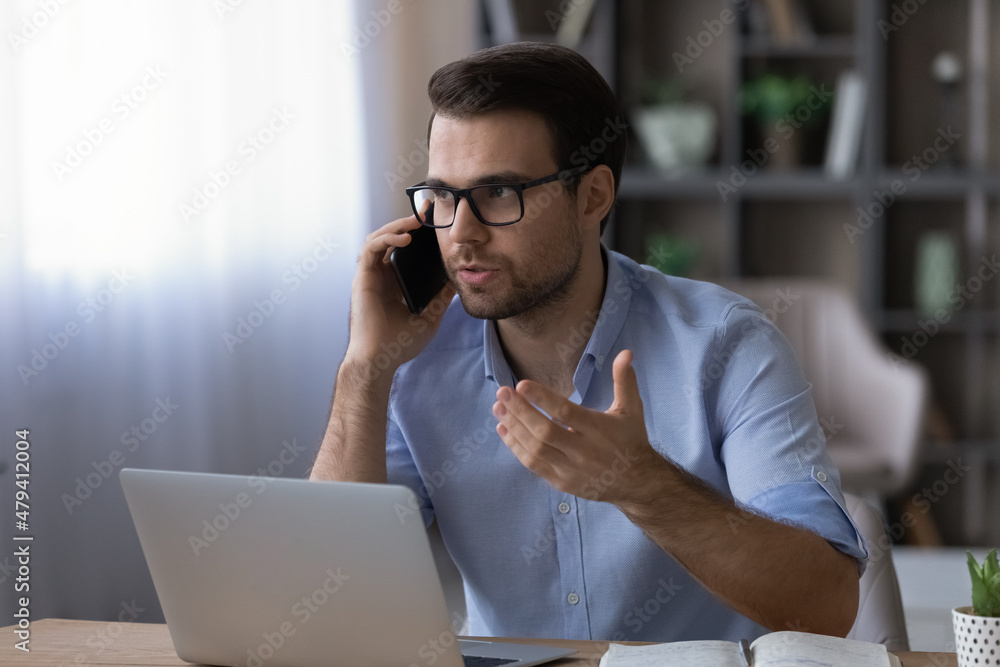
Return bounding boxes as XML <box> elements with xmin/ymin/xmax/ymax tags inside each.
<box><xmin>0</xmin><ymin>619</ymin><xmax>957</xmax><ymax>666</ymax></box>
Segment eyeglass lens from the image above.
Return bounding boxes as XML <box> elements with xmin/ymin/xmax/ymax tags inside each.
<box><xmin>413</xmin><ymin>185</ymin><xmax>523</xmax><ymax>227</ymax></box>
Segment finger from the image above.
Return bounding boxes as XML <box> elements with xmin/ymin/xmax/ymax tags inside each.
<box><xmin>357</xmin><ymin>224</ymin><xmax>421</xmax><ymax>270</ymax></box>
<box><xmin>514</xmin><ymin>380</ymin><xmax>593</xmax><ymax>431</ymax></box>
<box><xmin>358</xmin><ymin>217</ymin><xmax>423</xmax><ymax>266</ymax></box>
<box><xmin>495</xmin><ymin>420</ymin><xmax>562</xmax><ymax>482</ymax></box>
<box><xmin>495</xmin><ymin>386</ymin><xmax>575</xmax><ymax>452</ymax></box>
<box><xmin>609</xmin><ymin>349</ymin><xmax>640</xmax><ymax>415</ymax></box>
<box><xmin>364</xmin><ymin>215</ymin><xmax>422</xmax><ymax>243</ymax></box>
<box><xmin>494</xmin><ymin>402</ymin><xmax>571</xmax><ymax>470</ymax></box>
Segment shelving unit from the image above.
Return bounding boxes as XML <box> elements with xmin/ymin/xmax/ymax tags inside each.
<box><xmin>481</xmin><ymin>0</ymin><xmax>1000</xmax><ymax>545</ymax></box>
<box><xmin>612</xmin><ymin>0</ymin><xmax>999</xmax><ymax>545</ymax></box>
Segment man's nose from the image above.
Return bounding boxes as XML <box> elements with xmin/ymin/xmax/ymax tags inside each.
<box><xmin>448</xmin><ymin>196</ymin><xmax>488</xmax><ymax>245</ymax></box>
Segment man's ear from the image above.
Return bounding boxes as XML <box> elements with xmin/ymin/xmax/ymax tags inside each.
<box><xmin>577</xmin><ymin>165</ymin><xmax>615</xmax><ymax>232</ymax></box>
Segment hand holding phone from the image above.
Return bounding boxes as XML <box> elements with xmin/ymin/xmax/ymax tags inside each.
<box><xmin>344</xmin><ymin>213</ymin><xmax>453</xmax><ymax>375</ymax></box>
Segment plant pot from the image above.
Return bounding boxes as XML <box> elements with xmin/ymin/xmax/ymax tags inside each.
<box><xmin>633</xmin><ymin>103</ymin><xmax>716</xmax><ymax>173</ymax></box>
<box><xmin>759</xmin><ymin>123</ymin><xmax>802</xmax><ymax>171</ymax></box>
<box><xmin>953</xmin><ymin>606</ymin><xmax>1000</xmax><ymax>666</ymax></box>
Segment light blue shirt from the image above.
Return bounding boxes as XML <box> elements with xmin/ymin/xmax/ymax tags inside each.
<box><xmin>386</xmin><ymin>247</ymin><xmax>868</xmax><ymax>643</ymax></box>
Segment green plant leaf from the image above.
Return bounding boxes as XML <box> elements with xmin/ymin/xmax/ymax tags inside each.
<box><xmin>639</xmin><ymin>77</ymin><xmax>685</xmax><ymax>106</ymax></box>
<box><xmin>985</xmin><ymin>591</ymin><xmax>1000</xmax><ymax>617</ymax></box>
<box><xmin>739</xmin><ymin>73</ymin><xmax>830</xmax><ymax>125</ymax></box>
<box><xmin>984</xmin><ymin>549</ymin><xmax>1000</xmax><ymax>580</ymax></box>
<box><xmin>985</xmin><ymin>550</ymin><xmax>1000</xmax><ymax>616</ymax></box>
<box><xmin>969</xmin><ymin>549</ymin><xmax>1000</xmax><ymax>617</ymax></box>
<box><xmin>969</xmin><ymin>551</ymin><xmax>987</xmax><ymax>612</ymax></box>
<box><xmin>968</xmin><ymin>550</ymin><xmax>983</xmax><ymax>578</ymax></box>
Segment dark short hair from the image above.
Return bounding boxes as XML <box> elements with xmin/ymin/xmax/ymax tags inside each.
<box><xmin>427</xmin><ymin>42</ymin><xmax>625</xmax><ymax>236</ymax></box>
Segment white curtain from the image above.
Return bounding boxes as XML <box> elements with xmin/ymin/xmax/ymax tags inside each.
<box><xmin>0</xmin><ymin>0</ymin><xmax>475</xmax><ymax>622</ymax></box>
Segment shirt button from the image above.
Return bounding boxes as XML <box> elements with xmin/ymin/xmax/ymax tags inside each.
<box><xmin>816</xmin><ymin>470</ymin><xmax>828</xmax><ymax>482</ymax></box>
<box><xmin>558</xmin><ymin>502</ymin><xmax>571</xmax><ymax>514</ymax></box>
<box><xmin>567</xmin><ymin>592</ymin><xmax>579</xmax><ymax>605</ymax></box>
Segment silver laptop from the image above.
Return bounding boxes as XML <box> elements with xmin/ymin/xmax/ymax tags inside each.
<box><xmin>120</xmin><ymin>468</ymin><xmax>575</xmax><ymax>667</ymax></box>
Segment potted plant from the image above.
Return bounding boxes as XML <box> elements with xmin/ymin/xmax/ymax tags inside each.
<box><xmin>631</xmin><ymin>76</ymin><xmax>716</xmax><ymax>173</ymax></box>
<box><xmin>740</xmin><ymin>72</ymin><xmax>831</xmax><ymax>170</ymax></box>
<box><xmin>644</xmin><ymin>232</ymin><xmax>700</xmax><ymax>278</ymax></box>
<box><xmin>953</xmin><ymin>549</ymin><xmax>1000</xmax><ymax>666</ymax></box>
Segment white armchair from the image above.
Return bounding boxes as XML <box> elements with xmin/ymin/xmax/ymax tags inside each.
<box><xmin>844</xmin><ymin>492</ymin><xmax>909</xmax><ymax>650</ymax></box>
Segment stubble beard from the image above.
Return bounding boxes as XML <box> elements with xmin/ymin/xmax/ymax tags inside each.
<box><xmin>446</xmin><ymin>219</ymin><xmax>584</xmax><ymax>326</ymax></box>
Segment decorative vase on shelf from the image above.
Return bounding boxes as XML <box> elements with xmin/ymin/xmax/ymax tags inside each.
<box><xmin>914</xmin><ymin>231</ymin><xmax>960</xmax><ymax>317</ymax></box>
<box><xmin>632</xmin><ymin>103</ymin><xmax>716</xmax><ymax>173</ymax></box>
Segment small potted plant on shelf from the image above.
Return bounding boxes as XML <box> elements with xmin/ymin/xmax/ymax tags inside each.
<box><xmin>740</xmin><ymin>72</ymin><xmax>831</xmax><ymax>170</ymax></box>
<box><xmin>953</xmin><ymin>549</ymin><xmax>1000</xmax><ymax>666</ymax></box>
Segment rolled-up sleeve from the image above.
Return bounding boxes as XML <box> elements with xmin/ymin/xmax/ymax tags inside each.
<box><xmin>746</xmin><ymin>470</ymin><xmax>870</xmax><ymax>575</ymax></box>
<box><xmin>714</xmin><ymin>303</ymin><xmax>869</xmax><ymax>575</ymax></box>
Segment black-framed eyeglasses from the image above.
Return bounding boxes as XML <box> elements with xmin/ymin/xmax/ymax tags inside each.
<box><xmin>405</xmin><ymin>165</ymin><xmax>592</xmax><ymax>228</ymax></box>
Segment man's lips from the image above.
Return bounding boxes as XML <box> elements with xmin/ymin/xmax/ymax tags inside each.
<box><xmin>458</xmin><ymin>264</ymin><xmax>495</xmax><ymax>272</ymax></box>
<box><xmin>456</xmin><ymin>264</ymin><xmax>499</xmax><ymax>285</ymax></box>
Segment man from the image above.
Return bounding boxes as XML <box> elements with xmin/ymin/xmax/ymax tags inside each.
<box><xmin>310</xmin><ymin>42</ymin><xmax>866</xmax><ymax>643</ymax></box>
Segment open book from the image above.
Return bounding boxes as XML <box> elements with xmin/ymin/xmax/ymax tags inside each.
<box><xmin>598</xmin><ymin>631</ymin><xmax>901</xmax><ymax>667</ymax></box>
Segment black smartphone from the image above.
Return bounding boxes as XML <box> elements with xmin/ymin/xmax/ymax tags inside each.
<box><xmin>389</xmin><ymin>222</ymin><xmax>448</xmax><ymax>314</ymax></box>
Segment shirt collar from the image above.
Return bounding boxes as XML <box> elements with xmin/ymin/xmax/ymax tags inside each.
<box><xmin>482</xmin><ymin>244</ymin><xmax>634</xmax><ymax>390</ymax></box>
<box><xmin>572</xmin><ymin>245</ymin><xmax>632</xmax><ymax>390</ymax></box>
<box><xmin>484</xmin><ymin>319</ymin><xmax>514</xmax><ymax>386</ymax></box>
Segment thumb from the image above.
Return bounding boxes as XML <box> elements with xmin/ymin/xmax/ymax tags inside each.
<box><xmin>609</xmin><ymin>349</ymin><xmax>640</xmax><ymax>415</ymax></box>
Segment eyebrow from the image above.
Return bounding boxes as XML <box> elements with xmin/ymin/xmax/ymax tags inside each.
<box><xmin>424</xmin><ymin>170</ymin><xmax>535</xmax><ymax>189</ymax></box>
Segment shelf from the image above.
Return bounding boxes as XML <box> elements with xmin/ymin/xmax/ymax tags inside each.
<box><xmin>739</xmin><ymin>169</ymin><xmax>858</xmax><ymax>198</ymax></box>
<box><xmin>740</xmin><ymin>35</ymin><xmax>856</xmax><ymax>59</ymax></box>
<box><xmin>875</xmin><ymin>171</ymin><xmax>1000</xmax><ymax>198</ymax></box>
<box><xmin>878</xmin><ymin>310</ymin><xmax>1000</xmax><ymax>333</ymax></box>
<box><xmin>922</xmin><ymin>440</ymin><xmax>1000</xmax><ymax>464</ymax></box>
<box><xmin>619</xmin><ymin>167</ymin><xmax>859</xmax><ymax>200</ymax></box>
<box><xmin>618</xmin><ymin>168</ymin><xmax>729</xmax><ymax>199</ymax></box>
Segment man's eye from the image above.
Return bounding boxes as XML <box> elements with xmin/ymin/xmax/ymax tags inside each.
<box><xmin>431</xmin><ymin>189</ymin><xmax>454</xmax><ymax>201</ymax></box>
<box><xmin>486</xmin><ymin>185</ymin><xmax>516</xmax><ymax>199</ymax></box>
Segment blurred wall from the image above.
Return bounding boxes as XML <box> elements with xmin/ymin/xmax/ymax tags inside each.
<box><xmin>0</xmin><ymin>0</ymin><xmax>475</xmax><ymax>624</ymax></box>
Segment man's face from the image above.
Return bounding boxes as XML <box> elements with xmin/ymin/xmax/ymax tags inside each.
<box><xmin>427</xmin><ymin>110</ymin><xmax>584</xmax><ymax>321</ymax></box>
